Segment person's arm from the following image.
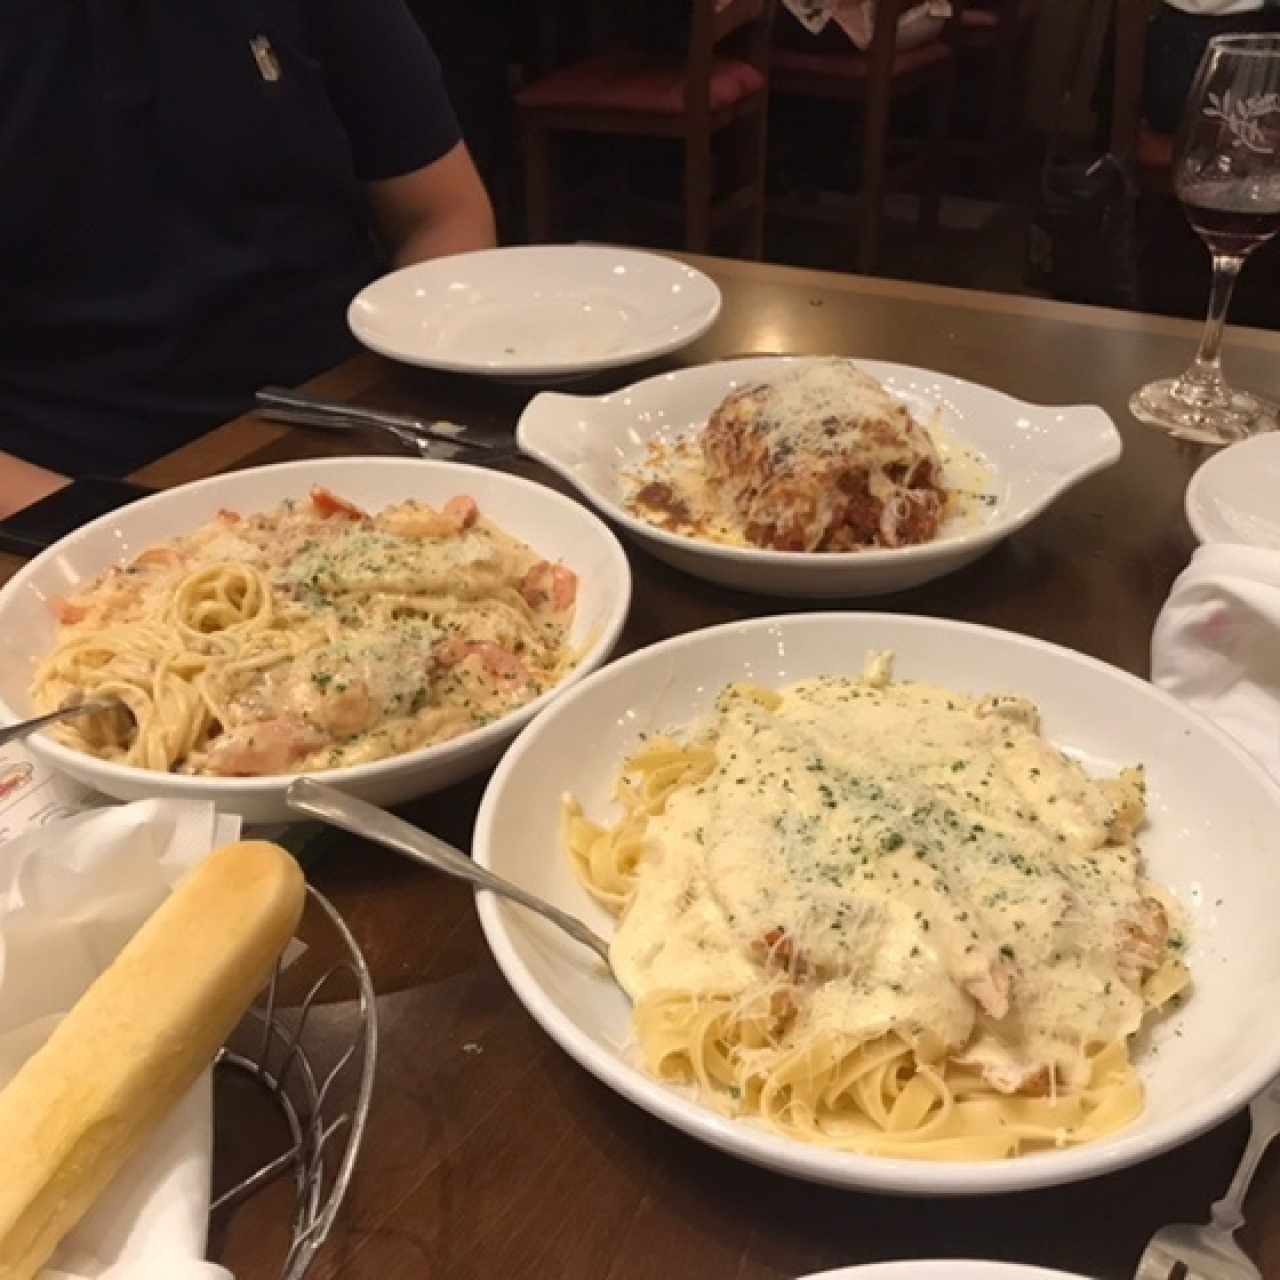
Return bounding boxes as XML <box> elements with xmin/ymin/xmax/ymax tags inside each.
<box><xmin>314</xmin><ymin>0</ymin><xmax>495</xmax><ymax>262</ymax></box>
<box><xmin>0</xmin><ymin>452</ymin><xmax>68</xmax><ymax>520</ymax></box>
<box><xmin>366</xmin><ymin>140</ymin><xmax>496</xmax><ymax>267</ymax></box>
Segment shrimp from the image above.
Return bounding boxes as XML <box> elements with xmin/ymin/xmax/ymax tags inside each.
<box><xmin>380</xmin><ymin>495</ymin><xmax>478</xmax><ymax>538</ymax></box>
<box><xmin>130</xmin><ymin>547</ymin><xmax>181</xmax><ymax>571</ymax></box>
<box><xmin>49</xmin><ymin>597</ymin><xmax>88</xmax><ymax>625</ymax></box>
<box><xmin>444</xmin><ymin>494</ymin><xmax>478</xmax><ymax>530</ymax></box>
<box><xmin>436</xmin><ymin>638</ymin><xmax>529</xmax><ymax>685</ymax></box>
<box><xmin>520</xmin><ymin>561</ymin><xmax>578</xmax><ymax>611</ymax></box>
<box><xmin>203</xmin><ymin>718</ymin><xmax>326</xmax><ymax>776</ymax></box>
<box><xmin>309</xmin><ymin>486</ymin><xmax>367</xmax><ymax>521</ymax></box>
<box><xmin>303</xmin><ymin>677</ymin><xmax>374</xmax><ymax>738</ymax></box>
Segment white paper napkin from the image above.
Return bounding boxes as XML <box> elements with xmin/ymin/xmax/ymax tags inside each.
<box><xmin>0</xmin><ymin>739</ymin><xmax>97</xmax><ymax>847</ymax></box>
<box><xmin>0</xmin><ymin>799</ymin><xmax>242</xmax><ymax>1280</ymax></box>
<box><xmin>781</xmin><ymin>0</ymin><xmax>950</xmax><ymax>51</ymax></box>
<box><xmin>1151</xmin><ymin>543</ymin><xmax>1280</xmax><ymax>779</ymax></box>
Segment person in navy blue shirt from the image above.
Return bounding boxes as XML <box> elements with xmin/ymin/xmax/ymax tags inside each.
<box><xmin>0</xmin><ymin>0</ymin><xmax>495</xmax><ymax>513</ymax></box>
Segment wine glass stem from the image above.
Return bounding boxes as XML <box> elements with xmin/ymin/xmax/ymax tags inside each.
<box><xmin>1191</xmin><ymin>252</ymin><xmax>1245</xmax><ymax>378</ymax></box>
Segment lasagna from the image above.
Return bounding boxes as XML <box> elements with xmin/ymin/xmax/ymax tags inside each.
<box><xmin>624</xmin><ymin>360</ymin><xmax>991</xmax><ymax>553</ymax></box>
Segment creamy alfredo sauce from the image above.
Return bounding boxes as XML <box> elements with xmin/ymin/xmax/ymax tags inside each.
<box><xmin>46</xmin><ymin>495</ymin><xmax>575</xmax><ymax>776</ymax></box>
<box><xmin>611</xmin><ymin>660</ymin><xmax>1182</xmax><ymax>1093</ymax></box>
<box><xmin>201</xmin><ymin>511</ymin><xmax>567</xmax><ymax>771</ymax></box>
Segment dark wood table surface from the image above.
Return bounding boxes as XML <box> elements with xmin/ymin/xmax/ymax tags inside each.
<box><xmin>8</xmin><ymin>253</ymin><xmax>1280</xmax><ymax>1279</ymax></box>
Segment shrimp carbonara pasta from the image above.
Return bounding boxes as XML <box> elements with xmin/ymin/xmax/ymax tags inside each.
<box><xmin>563</xmin><ymin>657</ymin><xmax>1189</xmax><ymax>1160</ymax></box>
<box><xmin>33</xmin><ymin>486</ymin><xmax>578</xmax><ymax>777</ymax></box>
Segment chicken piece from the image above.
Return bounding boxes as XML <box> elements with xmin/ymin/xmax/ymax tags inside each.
<box><xmin>520</xmin><ymin>561</ymin><xmax>578</xmax><ymax>611</ymax></box>
<box><xmin>750</xmin><ymin>927</ymin><xmax>811</xmax><ymax>981</ymax></box>
<box><xmin>203</xmin><ymin>718</ymin><xmax>326</xmax><ymax>776</ymax></box>
<box><xmin>1104</xmin><ymin>767</ymin><xmax>1147</xmax><ymax>842</ymax></box>
<box><xmin>1117</xmin><ymin>896</ymin><xmax>1169</xmax><ymax>987</ymax></box>
<box><xmin>963</xmin><ymin>960</ymin><xmax>1012</xmax><ymax>1021</ymax></box>
<box><xmin>975</xmin><ymin>694</ymin><xmax>1040</xmax><ymax>732</ymax></box>
<box><xmin>980</xmin><ymin>1058</ymin><xmax>1053</xmax><ymax>1097</ymax></box>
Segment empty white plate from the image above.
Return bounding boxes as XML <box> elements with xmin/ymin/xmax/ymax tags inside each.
<box><xmin>799</xmin><ymin>1265</ymin><xmax>1090</xmax><ymax>1280</ymax></box>
<box><xmin>347</xmin><ymin>245</ymin><xmax>722</xmax><ymax>380</ymax></box>
<box><xmin>1185</xmin><ymin>432</ymin><xmax>1280</xmax><ymax>548</ymax></box>
<box><xmin>517</xmin><ymin>356</ymin><xmax>1122</xmax><ymax>597</ymax></box>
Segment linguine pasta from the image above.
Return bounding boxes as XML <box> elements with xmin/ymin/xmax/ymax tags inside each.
<box><xmin>33</xmin><ymin>487</ymin><xmax>578</xmax><ymax>777</ymax></box>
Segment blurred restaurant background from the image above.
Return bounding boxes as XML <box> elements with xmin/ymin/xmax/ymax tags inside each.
<box><xmin>407</xmin><ymin>0</ymin><xmax>1280</xmax><ymax>328</ymax></box>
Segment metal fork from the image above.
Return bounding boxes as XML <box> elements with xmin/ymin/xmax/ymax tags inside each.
<box><xmin>0</xmin><ymin>696</ymin><xmax>129</xmax><ymax>749</ymax></box>
<box><xmin>254</xmin><ymin>386</ymin><xmax>519</xmax><ymax>462</ymax></box>
<box><xmin>1134</xmin><ymin>1078</ymin><xmax>1280</xmax><ymax>1280</ymax></box>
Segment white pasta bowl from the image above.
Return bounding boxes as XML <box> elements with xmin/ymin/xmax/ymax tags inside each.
<box><xmin>799</xmin><ymin>1265</ymin><xmax>1090</xmax><ymax>1280</ymax></box>
<box><xmin>1184</xmin><ymin>430</ymin><xmax>1280</xmax><ymax>548</ymax></box>
<box><xmin>516</xmin><ymin>356</ymin><xmax>1122</xmax><ymax>598</ymax></box>
<box><xmin>474</xmin><ymin>612</ymin><xmax>1280</xmax><ymax>1196</ymax></box>
<box><xmin>0</xmin><ymin>457</ymin><xmax>631</xmax><ymax>824</ymax></box>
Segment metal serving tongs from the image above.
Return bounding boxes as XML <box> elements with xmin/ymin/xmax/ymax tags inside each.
<box><xmin>255</xmin><ymin>386</ymin><xmax>519</xmax><ymax>462</ymax></box>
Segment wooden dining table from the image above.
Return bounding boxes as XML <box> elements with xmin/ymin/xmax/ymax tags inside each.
<box><xmin>6</xmin><ymin>252</ymin><xmax>1280</xmax><ymax>1280</ymax></box>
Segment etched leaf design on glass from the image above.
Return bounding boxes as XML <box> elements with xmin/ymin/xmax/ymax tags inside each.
<box><xmin>1204</xmin><ymin>88</ymin><xmax>1278</xmax><ymax>153</ymax></box>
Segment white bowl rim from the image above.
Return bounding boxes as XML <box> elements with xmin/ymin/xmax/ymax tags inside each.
<box><xmin>347</xmin><ymin>245</ymin><xmax>724</xmax><ymax>378</ymax></box>
<box><xmin>474</xmin><ymin>610</ymin><xmax>1280</xmax><ymax>1196</ymax></box>
<box><xmin>516</xmin><ymin>355</ymin><xmax>1122</xmax><ymax>568</ymax></box>
<box><xmin>1184</xmin><ymin>431</ymin><xmax>1280</xmax><ymax>547</ymax></box>
<box><xmin>0</xmin><ymin>455</ymin><xmax>632</xmax><ymax>794</ymax></box>
<box><xmin>798</xmin><ymin>1263</ymin><xmax>1093</xmax><ymax>1280</ymax></box>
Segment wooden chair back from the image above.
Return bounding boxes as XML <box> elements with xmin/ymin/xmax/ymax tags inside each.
<box><xmin>686</xmin><ymin>0</ymin><xmax>776</xmax><ymax>126</ymax></box>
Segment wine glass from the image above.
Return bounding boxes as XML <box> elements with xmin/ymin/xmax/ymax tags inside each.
<box><xmin>1130</xmin><ymin>34</ymin><xmax>1280</xmax><ymax>445</ymax></box>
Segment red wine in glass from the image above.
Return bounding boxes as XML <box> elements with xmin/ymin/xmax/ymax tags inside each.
<box><xmin>1131</xmin><ymin>34</ymin><xmax>1280</xmax><ymax>443</ymax></box>
<box><xmin>1179</xmin><ymin>178</ymin><xmax>1280</xmax><ymax>256</ymax></box>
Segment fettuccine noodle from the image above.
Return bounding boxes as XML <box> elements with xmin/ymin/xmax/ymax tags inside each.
<box><xmin>564</xmin><ymin>659</ymin><xmax>1189</xmax><ymax>1160</ymax></box>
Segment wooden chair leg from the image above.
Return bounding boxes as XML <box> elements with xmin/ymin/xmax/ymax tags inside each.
<box><xmin>684</xmin><ymin>131</ymin><xmax>714</xmax><ymax>254</ymax></box>
<box><xmin>520</xmin><ymin>116</ymin><xmax>554</xmax><ymax>244</ymax></box>
<box><xmin>918</xmin><ymin>67</ymin><xmax>955</xmax><ymax>237</ymax></box>
<box><xmin>857</xmin><ymin>90</ymin><xmax>891</xmax><ymax>275</ymax></box>
<box><xmin>733</xmin><ymin>102</ymin><xmax>768</xmax><ymax>260</ymax></box>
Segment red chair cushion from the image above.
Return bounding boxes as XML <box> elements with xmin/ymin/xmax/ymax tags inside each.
<box><xmin>772</xmin><ymin>40</ymin><xmax>952</xmax><ymax>84</ymax></box>
<box><xmin>516</xmin><ymin>52</ymin><xmax>766</xmax><ymax>116</ymax></box>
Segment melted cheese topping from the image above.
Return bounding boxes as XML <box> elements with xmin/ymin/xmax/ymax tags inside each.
<box><xmin>741</xmin><ymin>361</ymin><xmax>920</xmax><ymax>460</ymax></box>
<box><xmin>622</xmin><ymin>360</ymin><xmax>995</xmax><ymax>551</ymax></box>
<box><xmin>605</xmin><ymin>663</ymin><xmax>1185</xmax><ymax>1095</ymax></box>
